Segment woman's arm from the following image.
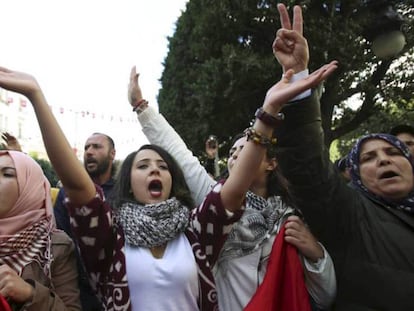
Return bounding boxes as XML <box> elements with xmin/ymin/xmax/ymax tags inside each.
<box><xmin>302</xmin><ymin>244</ymin><xmax>337</xmax><ymax>310</ymax></box>
<box><xmin>221</xmin><ymin>65</ymin><xmax>337</xmax><ymax>212</ymax></box>
<box><xmin>0</xmin><ymin>67</ymin><xmax>95</xmax><ymax>205</ymax></box>
<box><xmin>284</xmin><ymin>215</ymin><xmax>336</xmax><ymax>308</ymax></box>
<box><xmin>138</xmin><ymin>107</ymin><xmax>216</xmax><ymax>206</ymax></box>
<box><xmin>129</xmin><ymin>66</ymin><xmax>216</xmax><ymax>206</ymax></box>
<box><xmin>273</xmin><ymin>3</ymin><xmax>358</xmax><ymax>243</ymax></box>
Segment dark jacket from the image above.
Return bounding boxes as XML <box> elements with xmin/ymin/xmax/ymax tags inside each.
<box><xmin>275</xmin><ymin>92</ymin><xmax>414</xmax><ymax>311</ymax></box>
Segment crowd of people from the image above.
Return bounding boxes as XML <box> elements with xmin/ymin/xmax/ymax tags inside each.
<box><xmin>0</xmin><ymin>3</ymin><xmax>412</xmax><ymax>311</ymax></box>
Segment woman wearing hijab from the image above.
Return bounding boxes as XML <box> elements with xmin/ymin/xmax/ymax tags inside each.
<box><xmin>0</xmin><ymin>151</ymin><xmax>80</xmax><ymax>310</ymax></box>
<box><xmin>278</xmin><ymin>120</ymin><xmax>414</xmax><ymax>310</ymax></box>
<box><xmin>0</xmin><ymin>60</ymin><xmax>334</xmax><ymax>311</ymax></box>
<box><xmin>272</xmin><ymin>4</ymin><xmax>414</xmax><ymax>310</ymax></box>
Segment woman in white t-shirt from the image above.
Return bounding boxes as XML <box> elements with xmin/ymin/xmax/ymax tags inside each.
<box><xmin>128</xmin><ymin>62</ymin><xmax>338</xmax><ymax>311</ymax></box>
<box><xmin>0</xmin><ymin>66</ymin><xmax>231</xmax><ymax>311</ymax></box>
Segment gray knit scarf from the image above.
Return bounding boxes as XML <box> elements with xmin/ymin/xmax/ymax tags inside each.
<box><xmin>218</xmin><ymin>191</ymin><xmax>292</xmax><ymax>266</ymax></box>
<box><xmin>114</xmin><ymin>197</ymin><xmax>190</xmax><ymax>248</ymax></box>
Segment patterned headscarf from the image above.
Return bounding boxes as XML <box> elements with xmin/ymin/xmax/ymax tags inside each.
<box><xmin>348</xmin><ymin>133</ymin><xmax>414</xmax><ymax>213</ymax></box>
<box><xmin>0</xmin><ymin>151</ymin><xmax>55</xmax><ymax>277</ymax></box>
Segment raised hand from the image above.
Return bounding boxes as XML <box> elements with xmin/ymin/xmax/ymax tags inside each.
<box><xmin>273</xmin><ymin>4</ymin><xmax>309</xmax><ymax>74</ymax></box>
<box><xmin>284</xmin><ymin>215</ymin><xmax>324</xmax><ymax>263</ymax></box>
<box><xmin>0</xmin><ymin>67</ymin><xmax>41</xmax><ymax>100</ymax></box>
<box><xmin>262</xmin><ymin>61</ymin><xmax>338</xmax><ymax>115</ymax></box>
<box><xmin>128</xmin><ymin>66</ymin><xmax>143</xmax><ymax>107</ymax></box>
<box><xmin>0</xmin><ymin>65</ymin><xmax>95</xmax><ymax>206</ymax></box>
<box><xmin>1</xmin><ymin>132</ymin><xmax>22</xmax><ymax>152</ymax></box>
<box><xmin>205</xmin><ymin>136</ymin><xmax>218</xmax><ymax>159</ymax></box>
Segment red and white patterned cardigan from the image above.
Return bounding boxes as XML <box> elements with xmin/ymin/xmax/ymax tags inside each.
<box><xmin>67</xmin><ymin>182</ymin><xmax>242</xmax><ymax>311</ymax></box>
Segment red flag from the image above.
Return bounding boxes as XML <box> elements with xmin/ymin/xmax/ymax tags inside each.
<box><xmin>0</xmin><ymin>295</ymin><xmax>11</xmax><ymax>311</ymax></box>
<box><xmin>244</xmin><ymin>224</ymin><xmax>312</xmax><ymax>311</ymax></box>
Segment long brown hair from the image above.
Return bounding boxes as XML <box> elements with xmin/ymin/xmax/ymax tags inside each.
<box><xmin>226</xmin><ymin>132</ymin><xmax>296</xmax><ymax>207</ymax></box>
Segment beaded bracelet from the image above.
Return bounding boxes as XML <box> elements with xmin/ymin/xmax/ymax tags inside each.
<box><xmin>244</xmin><ymin>127</ymin><xmax>277</xmax><ymax>146</ymax></box>
<box><xmin>132</xmin><ymin>99</ymin><xmax>148</xmax><ymax>112</ymax></box>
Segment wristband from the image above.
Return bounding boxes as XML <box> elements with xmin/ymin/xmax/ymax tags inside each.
<box><xmin>132</xmin><ymin>99</ymin><xmax>148</xmax><ymax>112</ymax></box>
<box><xmin>255</xmin><ymin>107</ymin><xmax>284</xmax><ymax>128</ymax></box>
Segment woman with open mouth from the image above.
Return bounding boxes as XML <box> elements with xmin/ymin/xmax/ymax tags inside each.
<box><xmin>0</xmin><ymin>57</ymin><xmax>335</xmax><ymax>310</ymax></box>
<box><xmin>128</xmin><ymin>60</ymin><xmax>337</xmax><ymax>310</ymax></box>
<box><xmin>0</xmin><ymin>65</ymin><xmax>217</xmax><ymax>311</ymax></box>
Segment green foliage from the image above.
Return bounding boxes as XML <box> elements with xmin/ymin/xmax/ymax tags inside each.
<box><xmin>336</xmin><ymin>97</ymin><xmax>414</xmax><ymax>156</ymax></box>
<box><xmin>32</xmin><ymin>156</ymin><xmax>59</xmax><ymax>187</ymax></box>
<box><xmin>159</xmin><ymin>0</ymin><xmax>414</xmax><ymax>157</ymax></box>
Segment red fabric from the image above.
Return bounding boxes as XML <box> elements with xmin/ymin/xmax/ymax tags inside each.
<box><xmin>244</xmin><ymin>224</ymin><xmax>312</xmax><ymax>311</ymax></box>
<box><xmin>0</xmin><ymin>295</ymin><xmax>11</xmax><ymax>311</ymax></box>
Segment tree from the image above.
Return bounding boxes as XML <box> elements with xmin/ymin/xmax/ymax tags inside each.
<box><xmin>0</xmin><ymin>140</ymin><xmax>59</xmax><ymax>186</ymax></box>
<box><xmin>158</xmin><ymin>0</ymin><xmax>414</xmax><ymax>157</ymax></box>
<box><xmin>336</xmin><ymin>97</ymin><xmax>414</xmax><ymax>156</ymax></box>
<box><xmin>32</xmin><ymin>156</ymin><xmax>59</xmax><ymax>187</ymax></box>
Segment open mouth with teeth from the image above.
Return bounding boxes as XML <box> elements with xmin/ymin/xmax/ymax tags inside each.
<box><xmin>85</xmin><ymin>158</ymin><xmax>97</xmax><ymax>168</ymax></box>
<box><xmin>148</xmin><ymin>180</ymin><xmax>163</xmax><ymax>198</ymax></box>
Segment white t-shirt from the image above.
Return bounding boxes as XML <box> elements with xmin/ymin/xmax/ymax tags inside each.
<box><xmin>125</xmin><ymin>233</ymin><xmax>199</xmax><ymax>311</ymax></box>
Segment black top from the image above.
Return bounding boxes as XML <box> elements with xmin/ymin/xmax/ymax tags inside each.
<box><xmin>275</xmin><ymin>93</ymin><xmax>414</xmax><ymax>311</ymax></box>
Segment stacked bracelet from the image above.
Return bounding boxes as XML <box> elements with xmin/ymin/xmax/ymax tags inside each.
<box><xmin>244</xmin><ymin>127</ymin><xmax>277</xmax><ymax>146</ymax></box>
<box><xmin>255</xmin><ymin>107</ymin><xmax>284</xmax><ymax>128</ymax></box>
<box><xmin>132</xmin><ymin>99</ymin><xmax>148</xmax><ymax>112</ymax></box>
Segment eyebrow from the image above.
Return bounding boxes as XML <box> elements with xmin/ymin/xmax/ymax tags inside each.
<box><xmin>84</xmin><ymin>143</ymin><xmax>103</xmax><ymax>148</ymax></box>
<box><xmin>0</xmin><ymin>166</ymin><xmax>16</xmax><ymax>171</ymax></box>
<box><xmin>361</xmin><ymin>146</ymin><xmax>400</xmax><ymax>156</ymax></box>
<box><xmin>136</xmin><ymin>158</ymin><xmax>166</xmax><ymax>163</ymax></box>
<box><xmin>360</xmin><ymin>149</ymin><xmax>375</xmax><ymax>156</ymax></box>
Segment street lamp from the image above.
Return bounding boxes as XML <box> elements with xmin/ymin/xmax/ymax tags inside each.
<box><xmin>371</xmin><ymin>30</ymin><xmax>406</xmax><ymax>59</ymax></box>
<box><xmin>363</xmin><ymin>4</ymin><xmax>407</xmax><ymax>59</ymax></box>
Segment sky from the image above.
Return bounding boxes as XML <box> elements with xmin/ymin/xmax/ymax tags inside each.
<box><xmin>1</xmin><ymin>0</ymin><xmax>188</xmax><ymax>159</ymax></box>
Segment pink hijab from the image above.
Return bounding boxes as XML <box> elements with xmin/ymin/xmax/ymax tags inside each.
<box><xmin>0</xmin><ymin>150</ymin><xmax>54</xmax><ymax>240</ymax></box>
<box><xmin>0</xmin><ymin>151</ymin><xmax>55</xmax><ymax>277</ymax></box>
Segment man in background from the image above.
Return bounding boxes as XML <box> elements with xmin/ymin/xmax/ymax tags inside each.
<box><xmin>389</xmin><ymin>124</ymin><xmax>414</xmax><ymax>155</ymax></box>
